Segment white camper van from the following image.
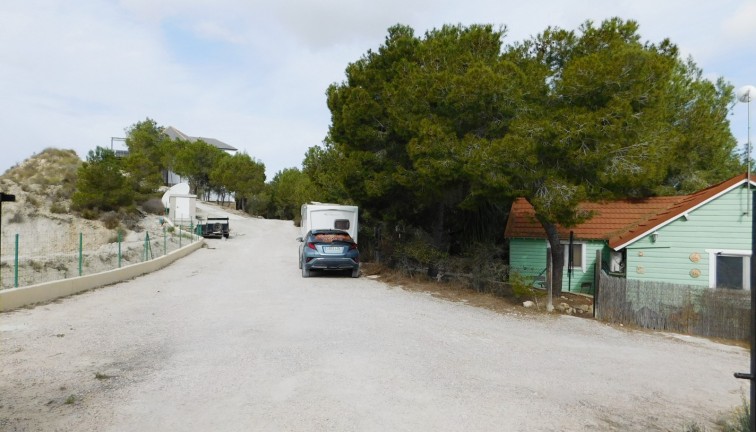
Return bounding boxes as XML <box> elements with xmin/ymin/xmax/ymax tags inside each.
<box><xmin>300</xmin><ymin>203</ymin><xmax>359</xmax><ymax>242</ymax></box>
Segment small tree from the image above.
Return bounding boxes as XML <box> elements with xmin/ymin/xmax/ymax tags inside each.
<box><xmin>211</xmin><ymin>152</ymin><xmax>266</xmax><ymax>211</ymax></box>
<box><xmin>173</xmin><ymin>140</ymin><xmax>227</xmax><ymax>198</ymax></box>
<box><xmin>123</xmin><ymin>118</ymin><xmax>170</xmax><ymax>199</ymax></box>
<box><xmin>266</xmin><ymin>168</ymin><xmax>317</xmax><ymax>220</ymax></box>
<box><xmin>72</xmin><ymin>147</ymin><xmax>133</xmax><ymax>213</ymax></box>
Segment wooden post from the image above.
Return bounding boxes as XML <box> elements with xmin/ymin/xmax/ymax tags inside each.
<box><xmin>0</xmin><ymin>193</ymin><xmax>17</xmax><ymax>289</ymax></box>
<box><xmin>594</xmin><ymin>249</ymin><xmax>602</xmax><ymax>319</ymax></box>
<box><xmin>546</xmin><ymin>246</ymin><xmax>553</xmax><ymax>312</ymax></box>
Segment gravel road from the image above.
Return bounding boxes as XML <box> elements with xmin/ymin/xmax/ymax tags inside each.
<box><xmin>0</xmin><ymin>206</ymin><xmax>749</xmax><ymax>431</ymax></box>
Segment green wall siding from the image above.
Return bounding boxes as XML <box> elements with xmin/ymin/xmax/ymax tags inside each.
<box><xmin>624</xmin><ymin>185</ymin><xmax>752</xmax><ymax>287</ymax></box>
<box><xmin>509</xmin><ymin>238</ymin><xmax>606</xmax><ymax>294</ymax></box>
<box><xmin>509</xmin><ymin>238</ymin><xmax>547</xmax><ymax>278</ymax></box>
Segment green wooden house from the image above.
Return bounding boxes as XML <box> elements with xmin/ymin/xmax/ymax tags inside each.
<box><xmin>505</xmin><ymin>174</ymin><xmax>754</xmax><ymax>294</ymax></box>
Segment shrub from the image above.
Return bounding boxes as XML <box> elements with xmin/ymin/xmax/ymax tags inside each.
<box><xmin>108</xmin><ymin>227</ymin><xmax>127</xmax><ymax>243</ymax></box>
<box><xmin>141</xmin><ymin>198</ymin><xmax>165</xmax><ymax>215</ymax></box>
<box><xmin>26</xmin><ymin>195</ymin><xmax>40</xmax><ymax>208</ymax></box>
<box><xmin>80</xmin><ymin>208</ymin><xmax>99</xmax><ymax>220</ymax></box>
<box><xmin>465</xmin><ymin>242</ymin><xmax>507</xmax><ymax>292</ymax></box>
<box><xmin>50</xmin><ymin>202</ymin><xmax>67</xmax><ymax>214</ymax></box>
<box><xmin>391</xmin><ymin>234</ymin><xmax>448</xmax><ymax>278</ymax></box>
<box><xmin>8</xmin><ymin>212</ymin><xmax>24</xmax><ymax>224</ymax></box>
<box><xmin>100</xmin><ymin>211</ymin><xmax>120</xmax><ymax>230</ymax></box>
<box><xmin>720</xmin><ymin>397</ymin><xmax>750</xmax><ymax>432</ymax></box>
<box><xmin>509</xmin><ymin>271</ymin><xmax>544</xmax><ymax>305</ymax></box>
<box><xmin>682</xmin><ymin>423</ymin><xmax>705</xmax><ymax>432</ymax></box>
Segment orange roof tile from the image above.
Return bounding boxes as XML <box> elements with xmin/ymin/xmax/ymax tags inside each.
<box><xmin>504</xmin><ymin>174</ymin><xmax>752</xmax><ymax>250</ymax></box>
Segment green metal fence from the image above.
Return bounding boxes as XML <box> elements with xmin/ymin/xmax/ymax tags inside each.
<box><xmin>0</xmin><ymin>224</ymin><xmax>199</xmax><ymax>290</ymax></box>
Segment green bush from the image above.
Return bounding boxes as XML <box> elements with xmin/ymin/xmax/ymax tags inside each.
<box><xmin>72</xmin><ymin>147</ymin><xmax>134</xmax><ymax>213</ymax></box>
<box><xmin>80</xmin><ymin>208</ymin><xmax>99</xmax><ymax>220</ymax></box>
<box><xmin>509</xmin><ymin>271</ymin><xmax>545</xmax><ymax>305</ymax></box>
<box><xmin>509</xmin><ymin>271</ymin><xmax>534</xmax><ymax>299</ymax></box>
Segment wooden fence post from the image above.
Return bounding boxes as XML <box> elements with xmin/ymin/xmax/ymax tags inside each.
<box><xmin>594</xmin><ymin>249</ymin><xmax>601</xmax><ymax>319</ymax></box>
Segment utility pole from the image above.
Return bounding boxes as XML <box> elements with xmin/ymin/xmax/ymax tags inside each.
<box><xmin>735</xmin><ymin>189</ymin><xmax>756</xmax><ymax>432</ymax></box>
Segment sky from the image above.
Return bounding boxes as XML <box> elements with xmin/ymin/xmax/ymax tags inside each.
<box><xmin>1</xmin><ymin>0</ymin><xmax>755</xmax><ymax>181</ymax></box>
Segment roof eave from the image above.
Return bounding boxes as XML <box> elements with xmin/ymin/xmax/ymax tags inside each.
<box><xmin>610</xmin><ymin>177</ymin><xmax>755</xmax><ymax>250</ymax></box>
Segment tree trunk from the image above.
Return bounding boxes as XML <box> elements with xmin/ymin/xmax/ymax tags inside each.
<box><xmin>428</xmin><ymin>202</ymin><xmax>446</xmax><ymax>278</ymax></box>
<box><xmin>538</xmin><ymin>217</ymin><xmax>565</xmax><ymax>296</ymax></box>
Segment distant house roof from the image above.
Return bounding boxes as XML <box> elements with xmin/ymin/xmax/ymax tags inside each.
<box><xmin>504</xmin><ymin>174</ymin><xmax>753</xmax><ymax>251</ymax></box>
<box><xmin>164</xmin><ymin>126</ymin><xmax>237</xmax><ymax>152</ymax></box>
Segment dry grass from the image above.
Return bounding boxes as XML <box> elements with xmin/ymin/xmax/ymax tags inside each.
<box><xmin>361</xmin><ymin>262</ymin><xmax>591</xmax><ymax>318</ymax></box>
<box><xmin>1</xmin><ymin>148</ymin><xmax>81</xmax><ymax>200</ymax></box>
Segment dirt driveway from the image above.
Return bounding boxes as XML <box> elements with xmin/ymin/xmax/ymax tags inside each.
<box><xmin>0</xmin><ymin>207</ymin><xmax>749</xmax><ymax>431</ymax></box>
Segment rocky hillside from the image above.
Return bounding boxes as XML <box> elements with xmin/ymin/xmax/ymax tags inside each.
<box><xmin>0</xmin><ymin>149</ymin><xmax>176</xmax><ymax>289</ymax></box>
<box><xmin>1</xmin><ymin>148</ymin><xmax>81</xmax><ymax>206</ymax></box>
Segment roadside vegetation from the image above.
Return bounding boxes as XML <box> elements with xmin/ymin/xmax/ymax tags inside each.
<box><xmin>1</xmin><ymin>17</ymin><xmax>743</xmax><ymax>299</ymax></box>
<box><xmin>68</xmin><ymin>118</ymin><xmax>266</xmax><ymax>223</ymax></box>
<box><xmin>6</xmin><ymin>17</ymin><xmax>741</xmax><ymax>301</ymax></box>
<box><xmin>684</xmin><ymin>397</ymin><xmax>750</xmax><ymax>431</ymax></box>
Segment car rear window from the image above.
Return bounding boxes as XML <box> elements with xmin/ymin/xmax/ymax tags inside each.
<box><xmin>313</xmin><ymin>233</ymin><xmax>353</xmax><ymax>243</ymax></box>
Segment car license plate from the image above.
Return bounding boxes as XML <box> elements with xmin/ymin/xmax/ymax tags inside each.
<box><xmin>323</xmin><ymin>246</ymin><xmax>342</xmax><ymax>254</ymax></box>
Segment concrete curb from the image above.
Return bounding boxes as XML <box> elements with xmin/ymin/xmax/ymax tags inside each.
<box><xmin>0</xmin><ymin>240</ymin><xmax>204</xmax><ymax>312</ymax></box>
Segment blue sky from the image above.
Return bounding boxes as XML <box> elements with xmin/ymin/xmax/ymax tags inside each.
<box><xmin>0</xmin><ymin>0</ymin><xmax>754</xmax><ymax>181</ymax></box>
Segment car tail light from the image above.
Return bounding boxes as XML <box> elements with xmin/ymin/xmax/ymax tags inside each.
<box><xmin>349</xmin><ymin>243</ymin><xmax>358</xmax><ymax>250</ymax></box>
<box><xmin>307</xmin><ymin>242</ymin><xmax>316</xmax><ymax>250</ymax></box>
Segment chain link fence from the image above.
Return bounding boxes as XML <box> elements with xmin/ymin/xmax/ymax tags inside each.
<box><xmin>1</xmin><ymin>222</ymin><xmax>200</xmax><ymax>290</ymax></box>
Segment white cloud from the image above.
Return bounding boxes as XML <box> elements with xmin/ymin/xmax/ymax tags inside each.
<box><xmin>723</xmin><ymin>1</ymin><xmax>756</xmax><ymax>40</ymax></box>
<box><xmin>0</xmin><ymin>0</ymin><xmax>753</xmax><ymax>179</ymax></box>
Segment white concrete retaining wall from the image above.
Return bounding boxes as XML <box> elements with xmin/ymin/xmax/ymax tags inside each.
<box><xmin>0</xmin><ymin>240</ymin><xmax>204</xmax><ymax>312</ymax></box>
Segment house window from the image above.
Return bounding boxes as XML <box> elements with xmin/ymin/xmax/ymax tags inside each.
<box><xmin>334</xmin><ymin>219</ymin><xmax>350</xmax><ymax>230</ymax></box>
<box><xmin>716</xmin><ymin>256</ymin><xmax>743</xmax><ymax>289</ymax></box>
<box><xmin>562</xmin><ymin>243</ymin><xmax>586</xmax><ymax>272</ymax></box>
<box><xmin>706</xmin><ymin>249</ymin><xmax>751</xmax><ymax>290</ymax></box>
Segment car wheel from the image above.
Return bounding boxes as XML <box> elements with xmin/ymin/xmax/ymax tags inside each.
<box><xmin>351</xmin><ymin>267</ymin><xmax>360</xmax><ymax>278</ymax></box>
<box><xmin>302</xmin><ymin>264</ymin><xmax>310</xmax><ymax>278</ymax></box>
<box><xmin>298</xmin><ymin>254</ymin><xmax>302</xmax><ymax>269</ymax></box>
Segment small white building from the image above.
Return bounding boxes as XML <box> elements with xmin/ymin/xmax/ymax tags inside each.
<box><xmin>162</xmin><ymin>183</ymin><xmax>196</xmax><ymax>226</ymax></box>
<box><xmin>168</xmin><ymin>194</ymin><xmax>196</xmax><ymax>227</ymax></box>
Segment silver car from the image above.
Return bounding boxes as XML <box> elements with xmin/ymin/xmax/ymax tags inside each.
<box><xmin>298</xmin><ymin>229</ymin><xmax>360</xmax><ymax>278</ymax></box>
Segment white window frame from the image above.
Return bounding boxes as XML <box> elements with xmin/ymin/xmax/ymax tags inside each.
<box><xmin>562</xmin><ymin>242</ymin><xmax>587</xmax><ymax>273</ymax></box>
<box><xmin>705</xmin><ymin>249</ymin><xmax>751</xmax><ymax>290</ymax></box>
